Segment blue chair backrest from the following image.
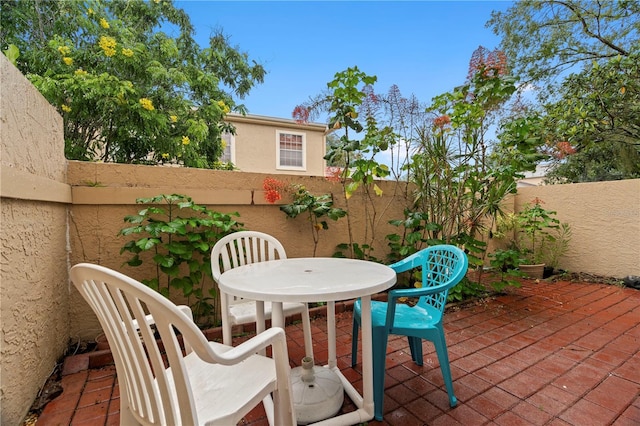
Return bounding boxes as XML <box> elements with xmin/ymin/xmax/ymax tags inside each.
<box><xmin>390</xmin><ymin>245</ymin><xmax>468</xmax><ymax>312</ymax></box>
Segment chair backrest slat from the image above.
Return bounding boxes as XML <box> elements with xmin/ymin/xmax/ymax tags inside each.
<box><xmin>391</xmin><ymin>245</ymin><xmax>468</xmax><ymax>312</ymax></box>
<box><xmin>212</xmin><ymin>231</ymin><xmax>287</xmax><ymax>304</ymax></box>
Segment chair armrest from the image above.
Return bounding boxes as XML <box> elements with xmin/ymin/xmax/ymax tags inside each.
<box><xmin>214</xmin><ymin>327</ymin><xmax>288</xmax><ymax>365</ymax></box>
<box><xmin>384</xmin><ymin>283</ymin><xmax>451</xmax><ymax>330</ymax></box>
<box><xmin>387</xmin><ymin>282</ymin><xmax>450</xmax><ymax>302</ymax></box>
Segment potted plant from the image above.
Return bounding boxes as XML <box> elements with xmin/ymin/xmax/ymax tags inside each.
<box><xmin>487</xmin><ymin>248</ymin><xmax>525</xmax><ymax>291</ymax></box>
<box><xmin>538</xmin><ymin>221</ymin><xmax>572</xmax><ymax>277</ymax></box>
<box><xmin>514</xmin><ymin>198</ymin><xmax>564</xmax><ymax>279</ymax></box>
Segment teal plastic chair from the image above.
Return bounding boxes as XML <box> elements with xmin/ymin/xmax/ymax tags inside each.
<box><xmin>351</xmin><ymin>245</ymin><xmax>468</xmax><ymax>421</ymax></box>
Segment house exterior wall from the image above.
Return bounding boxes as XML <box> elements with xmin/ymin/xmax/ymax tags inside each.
<box><xmin>226</xmin><ymin>113</ymin><xmax>327</xmax><ymax>176</ymax></box>
<box><xmin>0</xmin><ymin>54</ymin><xmax>71</xmax><ymax>426</ymax></box>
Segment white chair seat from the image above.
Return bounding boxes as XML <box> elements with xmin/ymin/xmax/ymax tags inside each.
<box><xmin>229</xmin><ymin>300</ymin><xmax>307</xmax><ymax>325</ymax></box>
<box><xmin>177</xmin><ymin>341</ymin><xmax>277</xmax><ymax>425</ymax></box>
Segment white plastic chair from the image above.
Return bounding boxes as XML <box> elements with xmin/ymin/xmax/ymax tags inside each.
<box><xmin>70</xmin><ymin>263</ymin><xmax>295</xmax><ymax>426</ymax></box>
<box><xmin>211</xmin><ymin>231</ymin><xmax>314</xmax><ymax>357</ymax></box>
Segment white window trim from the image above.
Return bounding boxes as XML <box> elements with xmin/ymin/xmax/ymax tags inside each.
<box><xmin>221</xmin><ymin>132</ymin><xmax>235</xmax><ymax>164</ymax></box>
<box><xmin>276</xmin><ymin>129</ymin><xmax>306</xmax><ymax>171</ymax></box>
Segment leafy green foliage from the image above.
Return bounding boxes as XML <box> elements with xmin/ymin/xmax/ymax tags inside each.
<box><xmin>540</xmin><ymin>222</ymin><xmax>572</xmax><ymax>269</ymax></box>
<box><xmin>294</xmin><ymin>53</ymin><xmax>541</xmax><ymax>299</ymax></box>
<box><xmin>394</xmin><ymin>63</ymin><xmax>539</xmax><ymax>263</ymax></box>
<box><xmin>119</xmin><ymin>194</ymin><xmax>242</xmax><ymax>326</ymax></box>
<box><xmin>488</xmin><ymin>1</ymin><xmax>639</xmax><ymax>183</ymax></box>
<box><xmin>279</xmin><ymin>184</ymin><xmax>347</xmax><ymax>256</ymax></box>
<box><xmin>447</xmin><ymin>277</ymin><xmax>489</xmax><ymax>303</ymax></box>
<box><xmin>386</xmin><ymin>210</ymin><xmax>441</xmax><ymax>263</ymax></box>
<box><xmin>0</xmin><ymin>0</ymin><xmax>265</xmax><ymax>167</ymax></box>
<box><xmin>382</xmin><ymin>51</ymin><xmax>546</xmax><ymax>297</ymax></box>
<box><xmin>515</xmin><ymin>198</ymin><xmax>561</xmax><ymax>264</ymax></box>
<box><xmin>333</xmin><ymin>243</ymin><xmax>380</xmax><ymax>263</ymax></box>
<box><xmin>294</xmin><ymin>67</ymin><xmax>394</xmax><ymax>260</ymax></box>
<box><xmin>487</xmin><ymin>0</ymin><xmax>639</xmax><ymax>96</ymax></box>
<box><xmin>487</xmin><ymin>249</ymin><xmax>524</xmax><ymax>291</ymax></box>
<box><xmin>541</xmin><ymin>51</ymin><xmax>640</xmax><ymax>182</ymax></box>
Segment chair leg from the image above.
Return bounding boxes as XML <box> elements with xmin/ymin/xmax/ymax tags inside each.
<box><xmin>255</xmin><ymin>301</ymin><xmax>267</xmax><ymax>356</ymax></box>
<box><xmin>433</xmin><ymin>329</ymin><xmax>457</xmax><ymax>407</ymax></box>
<box><xmin>351</xmin><ymin>313</ymin><xmax>360</xmax><ymax>367</ymax></box>
<box><xmin>222</xmin><ymin>320</ymin><xmax>233</xmax><ymax>346</ymax></box>
<box><xmin>263</xmin><ymin>395</ymin><xmax>275</xmax><ymax>426</ymax></box>
<box><xmin>221</xmin><ymin>294</ymin><xmax>233</xmax><ymax>346</ymax></box>
<box><xmin>301</xmin><ymin>304</ymin><xmax>314</xmax><ymax>359</ymax></box>
<box><xmin>407</xmin><ymin>336</ymin><xmax>423</xmax><ymax>366</ymax></box>
<box><xmin>372</xmin><ymin>327</ymin><xmax>389</xmax><ymax>421</ymax></box>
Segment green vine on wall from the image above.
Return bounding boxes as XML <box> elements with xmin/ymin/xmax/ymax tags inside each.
<box><xmin>119</xmin><ymin>194</ymin><xmax>242</xmax><ymax>327</ymax></box>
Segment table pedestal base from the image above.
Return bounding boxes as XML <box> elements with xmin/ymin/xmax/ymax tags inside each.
<box><xmin>291</xmin><ymin>357</ymin><xmax>343</xmax><ymax>424</ymax></box>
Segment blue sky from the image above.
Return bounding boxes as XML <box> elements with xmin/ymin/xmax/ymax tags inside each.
<box><xmin>175</xmin><ymin>1</ymin><xmax>513</xmax><ymax>122</ymax></box>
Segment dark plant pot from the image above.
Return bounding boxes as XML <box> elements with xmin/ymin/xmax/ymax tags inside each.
<box><xmin>519</xmin><ymin>263</ymin><xmax>545</xmax><ymax>279</ymax></box>
<box><xmin>543</xmin><ymin>266</ymin><xmax>554</xmax><ymax>278</ymax></box>
<box><xmin>623</xmin><ymin>276</ymin><xmax>640</xmax><ymax>289</ymax></box>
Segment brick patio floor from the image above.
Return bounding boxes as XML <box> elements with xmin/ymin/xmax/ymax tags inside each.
<box><xmin>36</xmin><ymin>279</ymin><xmax>640</xmax><ymax>425</ymax></box>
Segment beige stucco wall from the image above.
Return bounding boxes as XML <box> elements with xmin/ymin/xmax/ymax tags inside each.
<box><xmin>516</xmin><ymin>180</ymin><xmax>640</xmax><ymax>277</ymax></box>
<box><xmin>66</xmin><ymin>161</ymin><xmax>410</xmax><ymax>340</ymax></box>
<box><xmin>65</xmin><ymin>164</ymin><xmax>640</xmax><ymax>342</ymax></box>
<box><xmin>226</xmin><ymin>114</ymin><xmax>327</xmax><ymax>176</ymax></box>
<box><xmin>0</xmin><ymin>54</ymin><xmax>71</xmax><ymax>425</ymax></box>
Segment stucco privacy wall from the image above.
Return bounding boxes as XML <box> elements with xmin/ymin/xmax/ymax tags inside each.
<box><xmin>66</xmin><ymin>160</ymin><xmax>411</xmax><ymax>340</ymax></box>
<box><xmin>66</xmin><ymin>160</ymin><xmax>640</xmax><ymax>340</ymax></box>
<box><xmin>516</xmin><ymin>180</ymin><xmax>640</xmax><ymax>278</ymax></box>
<box><xmin>0</xmin><ymin>55</ymin><xmax>71</xmax><ymax>425</ymax></box>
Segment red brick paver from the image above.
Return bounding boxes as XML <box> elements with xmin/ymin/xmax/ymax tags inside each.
<box><xmin>35</xmin><ymin>280</ymin><xmax>640</xmax><ymax>425</ymax></box>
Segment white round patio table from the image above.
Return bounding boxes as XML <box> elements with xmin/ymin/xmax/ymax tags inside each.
<box><xmin>219</xmin><ymin>257</ymin><xmax>396</xmax><ymax>425</ymax></box>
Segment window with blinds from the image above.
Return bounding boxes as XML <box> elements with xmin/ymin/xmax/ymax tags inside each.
<box><xmin>277</xmin><ymin>131</ymin><xmax>305</xmax><ymax>170</ymax></box>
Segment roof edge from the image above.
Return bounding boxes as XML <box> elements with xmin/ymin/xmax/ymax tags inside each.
<box><xmin>226</xmin><ymin>113</ymin><xmax>327</xmax><ymax>131</ymax></box>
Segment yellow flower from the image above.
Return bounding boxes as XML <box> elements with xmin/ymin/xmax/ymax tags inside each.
<box><xmin>100</xmin><ymin>18</ymin><xmax>110</xmax><ymax>29</ymax></box>
<box><xmin>98</xmin><ymin>36</ymin><xmax>117</xmax><ymax>57</ymax></box>
<box><xmin>161</xmin><ymin>153</ymin><xmax>170</xmax><ymax>159</ymax></box>
<box><xmin>217</xmin><ymin>100</ymin><xmax>231</xmax><ymax>114</ymax></box>
<box><xmin>57</xmin><ymin>46</ymin><xmax>70</xmax><ymax>55</ymax></box>
<box><xmin>88</xmin><ymin>8</ymin><xmax>94</xmax><ymax>15</ymax></box>
<box><xmin>75</xmin><ymin>69</ymin><xmax>88</xmax><ymax>76</ymax></box>
<box><xmin>220</xmin><ymin>139</ymin><xmax>226</xmax><ymax>149</ymax></box>
<box><xmin>121</xmin><ymin>48</ymin><xmax>134</xmax><ymax>57</ymax></box>
<box><xmin>182</xmin><ymin>136</ymin><xmax>190</xmax><ymax>145</ymax></box>
<box><xmin>169</xmin><ymin>115</ymin><xmax>178</xmax><ymax>123</ymax></box>
<box><xmin>61</xmin><ymin>105</ymin><xmax>72</xmax><ymax>113</ymax></box>
<box><xmin>139</xmin><ymin>98</ymin><xmax>154</xmax><ymax>111</ymax></box>
<box><xmin>63</xmin><ymin>57</ymin><xmax>73</xmax><ymax>66</ymax></box>
<box><xmin>154</xmin><ymin>0</ymin><xmax>161</xmax><ymax>3</ymax></box>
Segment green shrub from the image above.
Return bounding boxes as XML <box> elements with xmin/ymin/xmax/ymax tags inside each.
<box><xmin>119</xmin><ymin>194</ymin><xmax>242</xmax><ymax>327</ymax></box>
